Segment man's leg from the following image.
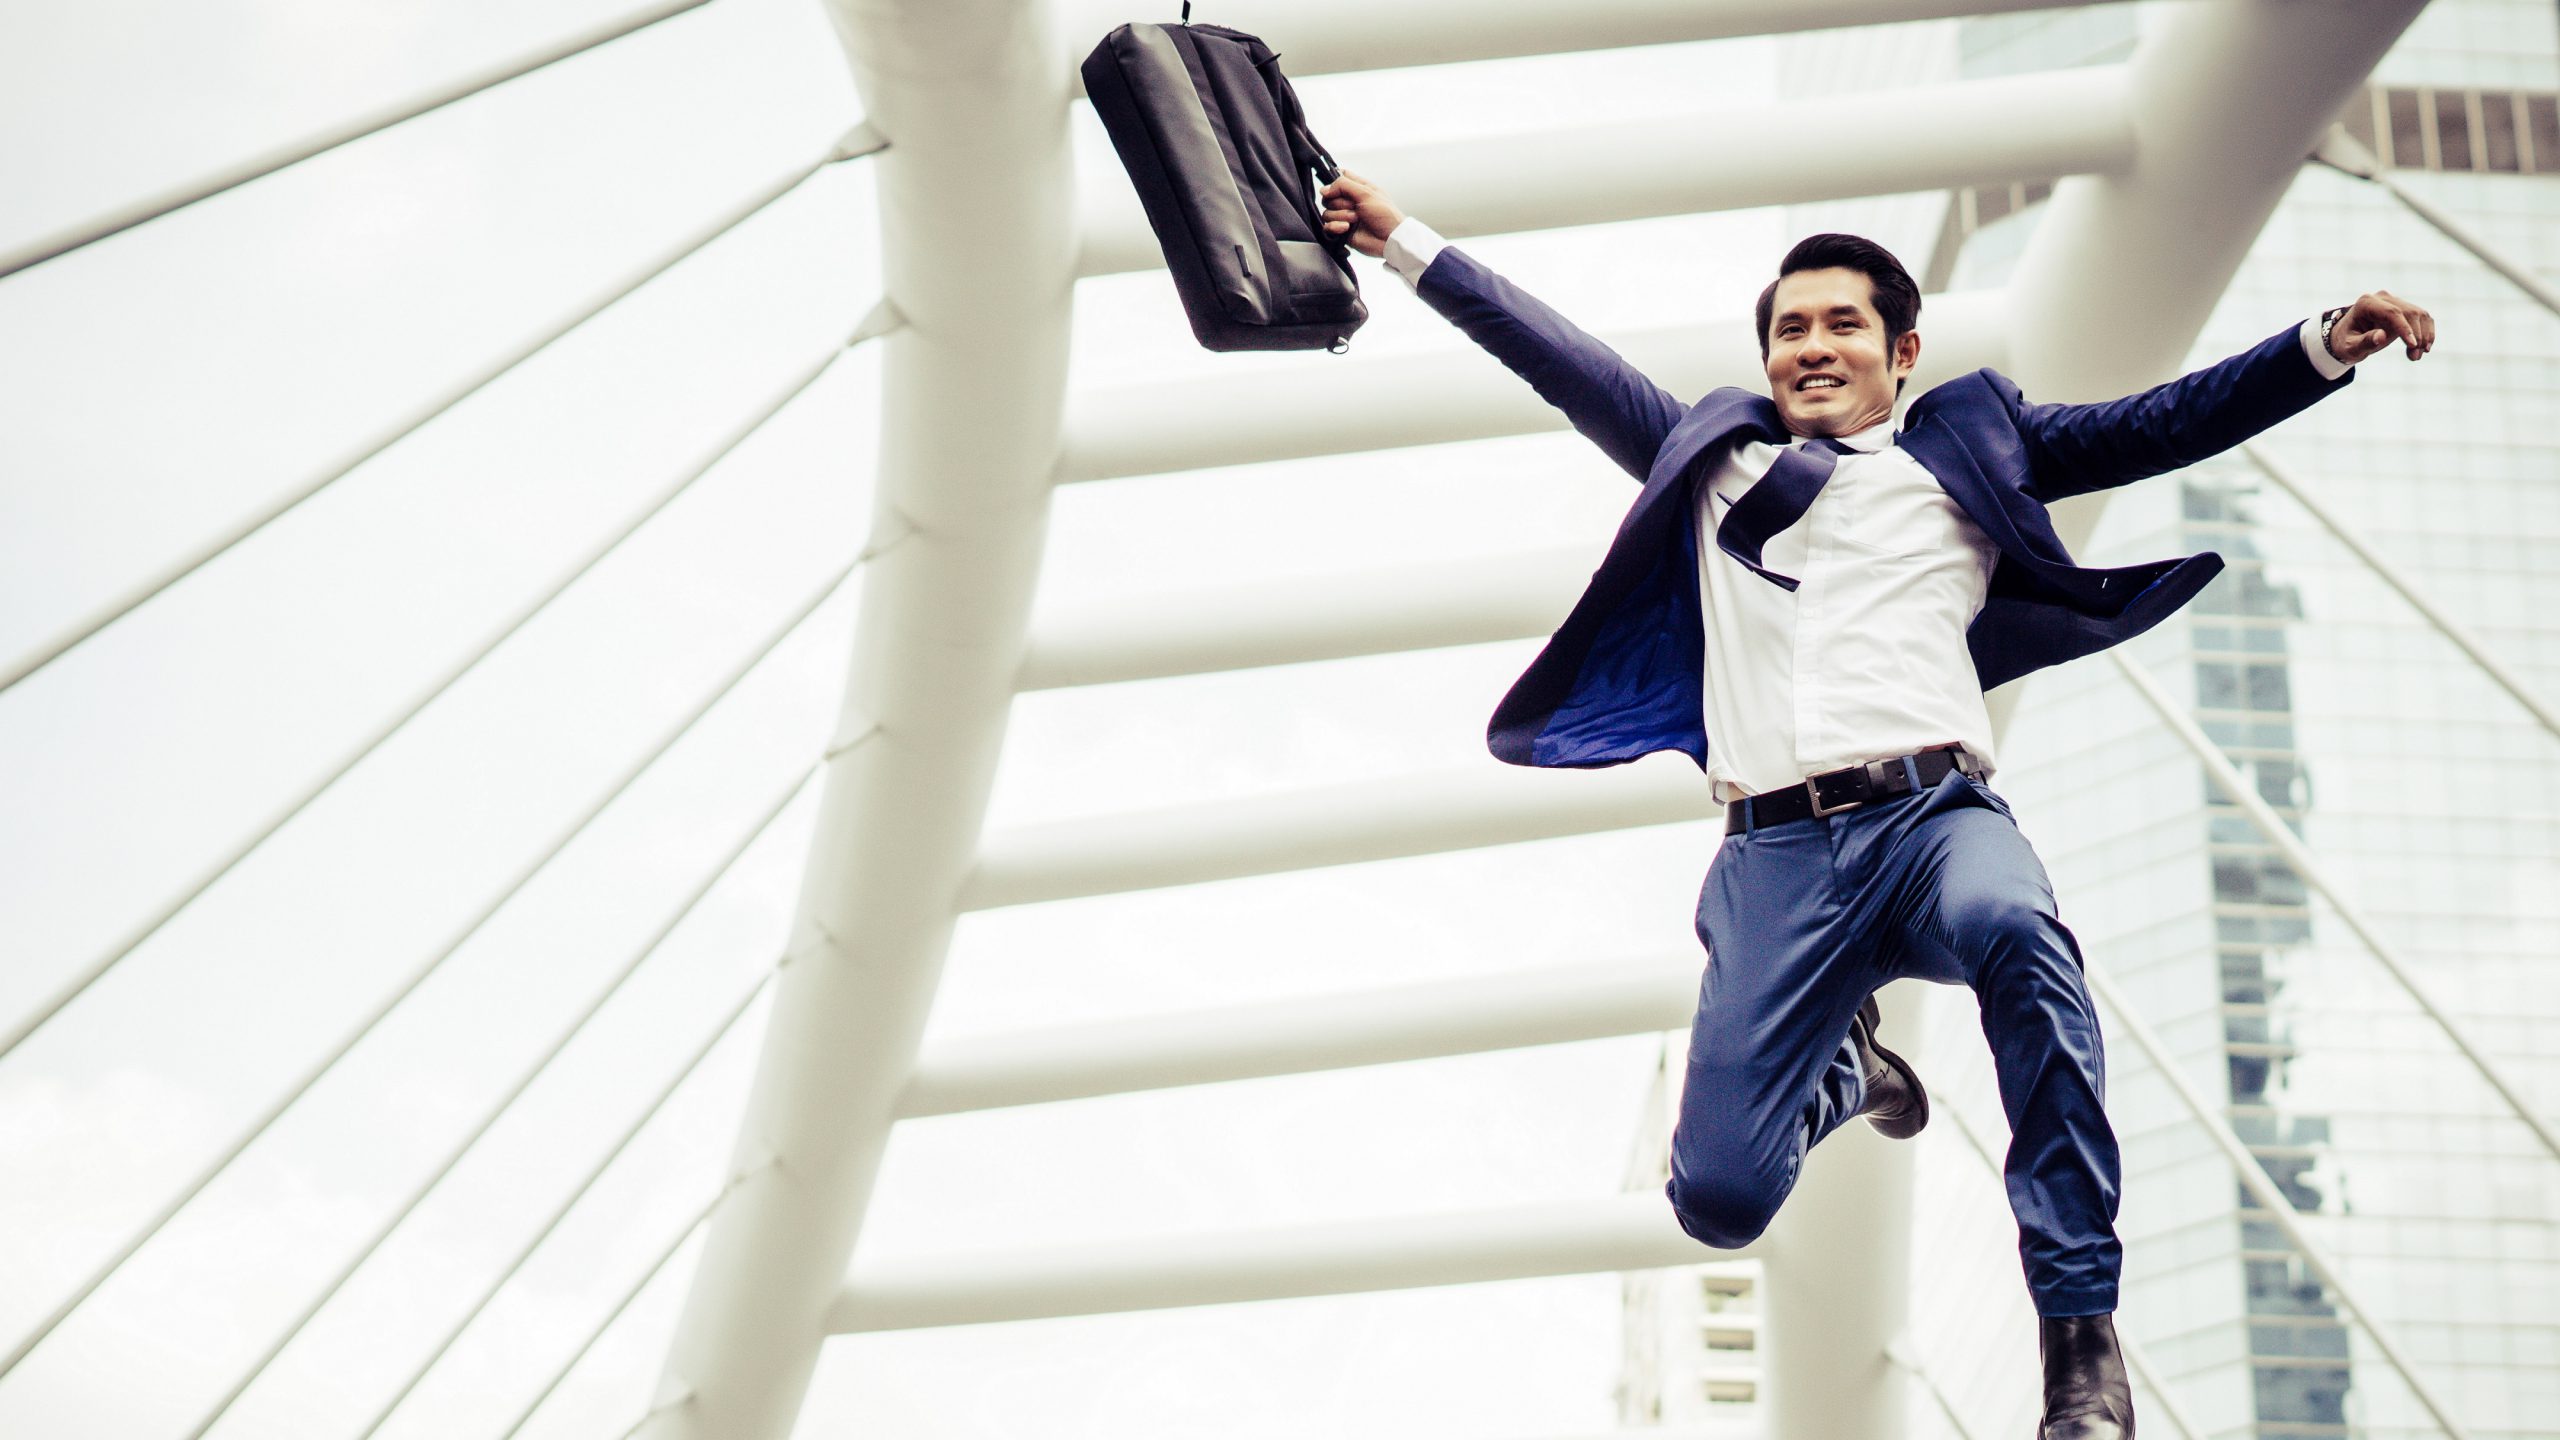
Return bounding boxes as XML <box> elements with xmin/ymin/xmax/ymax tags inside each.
<box><xmin>1879</xmin><ymin>790</ymin><xmax>2122</xmax><ymax>1316</ymax></box>
<box><xmin>1666</xmin><ymin>821</ymin><xmax>1879</xmax><ymax>1249</ymax></box>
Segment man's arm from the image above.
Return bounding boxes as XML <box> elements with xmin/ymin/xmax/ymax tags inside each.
<box><xmin>1320</xmin><ymin>171</ymin><xmax>1685</xmax><ymax>482</ymax></box>
<box><xmin>2017</xmin><ymin>290</ymin><xmax>2435</xmax><ymax>503</ymax></box>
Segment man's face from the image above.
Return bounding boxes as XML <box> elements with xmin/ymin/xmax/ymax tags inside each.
<box><xmin>1763</xmin><ymin>266</ymin><xmax>1919</xmax><ymax>438</ymax></box>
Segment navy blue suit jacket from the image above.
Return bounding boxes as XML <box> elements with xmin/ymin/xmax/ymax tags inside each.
<box><xmin>1414</xmin><ymin>247</ymin><xmax>2352</xmax><ymax>772</ymax></box>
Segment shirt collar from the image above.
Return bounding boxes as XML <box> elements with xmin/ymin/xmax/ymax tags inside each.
<box><xmin>1781</xmin><ymin>416</ymin><xmax>1897</xmax><ymax>452</ymax></box>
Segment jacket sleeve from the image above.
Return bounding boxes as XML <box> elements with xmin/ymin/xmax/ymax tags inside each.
<box><xmin>2014</xmin><ymin>322</ymin><xmax>2353</xmax><ymax>504</ymax></box>
<box><xmin>1414</xmin><ymin>246</ymin><xmax>1687</xmax><ymax>483</ymax></box>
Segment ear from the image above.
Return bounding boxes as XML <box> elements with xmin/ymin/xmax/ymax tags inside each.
<box><xmin>1891</xmin><ymin>328</ymin><xmax>1922</xmax><ymax>379</ymax></box>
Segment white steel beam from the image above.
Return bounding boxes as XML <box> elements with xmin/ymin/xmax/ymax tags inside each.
<box><xmin>641</xmin><ymin>2</ymin><xmax>1077</xmax><ymax>1436</ymax></box>
<box><xmin>1755</xmin><ymin>988</ymin><xmax>1917</xmax><ymax>1439</ymax></box>
<box><xmin>1080</xmin><ymin>68</ymin><xmax>2134</xmax><ymax>277</ymax></box>
<box><xmin>963</xmin><ymin>762</ymin><xmax>1715</xmax><ymax>911</ymax></box>
<box><xmin>2084</xmin><ymin>959</ymin><xmax>2470</xmax><ymax>1438</ymax></box>
<box><xmin>2241</xmin><ymin>444</ymin><xmax>2560</xmax><ymax>741</ymax></box>
<box><xmin>1017</xmin><ymin>544</ymin><xmax>1589</xmax><ymax>690</ymax></box>
<box><xmin>1985</xmin><ymin>0</ymin><xmax>2428</xmax><ymax>731</ymax></box>
<box><xmin>1058</xmin><ymin>290</ymin><xmax>2007</xmax><ymax>484</ymax></box>
<box><xmin>827</xmin><ymin>1193</ymin><xmax>1761</xmax><ymax>1333</ymax></box>
<box><xmin>2113</xmin><ymin>653</ymin><xmax>2560</xmax><ymax>1163</ymax></box>
<box><xmin>2002</xmin><ymin>0</ymin><xmax>2429</xmax><ymax>407</ymax></box>
<box><xmin>897</xmin><ymin>954</ymin><xmax>1698</xmax><ymax>1116</ymax></box>
<box><xmin>1062</xmin><ymin>0</ymin><xmax>2136</xmax><ymax>85</ymax></box>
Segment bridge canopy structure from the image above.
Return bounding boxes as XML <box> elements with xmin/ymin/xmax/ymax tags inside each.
<box><xmin>6</xmin><ymin>0</ymin><xmax>2556</xmax><ymax>1436</ymax></box>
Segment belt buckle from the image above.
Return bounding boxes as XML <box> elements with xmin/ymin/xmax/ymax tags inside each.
<box><xmin>1806</xmin><ymin>765</ymin><xmax>1870</xmax><ymax>818</ymax></box>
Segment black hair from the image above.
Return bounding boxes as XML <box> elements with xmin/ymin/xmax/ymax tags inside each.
<box><xmin>1754</xmin><ymin>233</ymin><xmax>1922</xmax><ymax>389</ymax></box>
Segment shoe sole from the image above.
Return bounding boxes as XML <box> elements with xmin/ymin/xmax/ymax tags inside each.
<box><xmin>1858</xmin><ymin>996</ymin><xmax>1931</xmax><ymax>1140</ymax></box>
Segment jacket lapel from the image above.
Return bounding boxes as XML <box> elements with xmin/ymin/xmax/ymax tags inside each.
<box><xmin>1650</xmin><ymin>388</ymin><xmax>1786</xmax><ymax>490</ymax></box>
<box><xmin>1898</xmin><ymin>372</ymin><xmax>2072</xmax><ymax>570</ymax></box>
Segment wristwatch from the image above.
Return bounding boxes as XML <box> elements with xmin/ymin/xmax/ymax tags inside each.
<box><xmin>2319</xmin><ymin>305</ymin><xmax>2352</xmax><ymax>362</ymax></box>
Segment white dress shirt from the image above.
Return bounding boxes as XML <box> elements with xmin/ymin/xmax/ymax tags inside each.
<box><xmin>1381</xmin><ymin>217</ymin><xmax>2351</xmax><ymax>800</ymax></box>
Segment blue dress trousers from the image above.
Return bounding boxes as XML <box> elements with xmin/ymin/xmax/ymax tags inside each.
<box><xmin>1676</xmin><ymin>771</ymin><xmax>2119</xmax><ymax>1315</ymax></box>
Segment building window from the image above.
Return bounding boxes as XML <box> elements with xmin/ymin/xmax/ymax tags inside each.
<box><xmin>2481</xmin><ymin>92</ymin><xmax>2522</xmax><ymax>173</ymax></box>
<box><xmin>2434</xmin><ymin>89</ymin><xmax>2475</xmax><ymax>170</ymax></box>
<box><xmin>2344</xmin><ymin>85</ymin><xmax>2560</xmax><ymax>174</ymax></box>
<box><xmin>2388</xmin><ymin>87</ymin><xmax>2427</xmax><ymax>168</ymax></box>
<box><xmin>2527</xmin><ymin>94</ymin><xmax>2560</xmax><ymax>172</ymax></box>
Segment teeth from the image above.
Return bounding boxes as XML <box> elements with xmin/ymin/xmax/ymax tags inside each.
<box><xmin>1801</xmin><ymin>376</ymin><xmax>1842</xmax><ymax>389</ymax></box>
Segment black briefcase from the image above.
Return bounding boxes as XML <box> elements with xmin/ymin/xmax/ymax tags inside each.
<box><xmin>1082</xmin><ymin>21</ymin><xmax>1368</xmax><ymax>353</ymax></box>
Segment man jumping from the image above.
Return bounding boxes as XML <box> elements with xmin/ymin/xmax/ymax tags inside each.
<box><xmin>1319</xmin><ymin>170</ymin><xmax>2433</xmax><ymax>1439</ymax></box>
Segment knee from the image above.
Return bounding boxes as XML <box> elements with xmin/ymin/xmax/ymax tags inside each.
<box><xmin>1665</xmin><ymin>1170</ymin><xmax>1781</xmax><ymax>1250</ymax></box>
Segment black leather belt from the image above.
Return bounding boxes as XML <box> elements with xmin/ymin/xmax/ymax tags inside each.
<box><xmin>1726</xmin><ymin>747</ymin><xmax>1979</xmax><ymax>834</ymax></box>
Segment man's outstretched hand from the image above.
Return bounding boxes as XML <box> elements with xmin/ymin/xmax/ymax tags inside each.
<box><xmin>2329</xmin><ymin>290</ymin><xmax>2437</xmax><ymax>364</ymax></box>
<box><xmin>1320</xmin><ymin>170</ymin><xmax>1405</xmax><ymax>259</ymax></box>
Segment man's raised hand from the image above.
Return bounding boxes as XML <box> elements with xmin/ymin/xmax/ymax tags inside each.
<box><xmin>1320</xmin><ymin>170</ymin><xmax>1405</xmax><ymax>259</ymax></box>
<box><xmin>2328</xmin><ymin>290</ymin><xmax>2437</xmax><ymax>365</ymax></box>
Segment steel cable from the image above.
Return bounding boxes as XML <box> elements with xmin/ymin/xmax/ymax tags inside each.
<box><xmin>173</xmin><ymin>763</ymin><xmax>819</xmax><ymax>1438</ymax></box>
<box><xmin>0</xmin><ymin>549</ymin><xmax>867</xmax><ymax>1382</ymax></box>
<box><xmin>0</xmin><ymin>322</ymin><xmax>874</xmax><ymax>1068</ymax></box>
<box><xmin>0</xmin><ymin>124</ymin><xmax>884</xmax><ymax>698</ymax></box>
<box><xmin>0</xmin><ymin>0</ymin><xmax>718</xmax><ymax>280</ymax></box>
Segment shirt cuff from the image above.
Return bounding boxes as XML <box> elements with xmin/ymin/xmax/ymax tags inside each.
<box><xmin>1381</xmin><ymin>217</ymin><xmax>1449</xmax><ymax>292</ymax></box>
<box><xmin>2299</xmin><ymin>315</ymin><xmax>2352</xmax><ymax>382</ymax></box>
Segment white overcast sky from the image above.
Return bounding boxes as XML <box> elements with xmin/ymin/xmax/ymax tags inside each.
<box><xmin>0</xmin><ymin>2</ymin><xmax>1833</xmax><ymax>1437</ymax></box>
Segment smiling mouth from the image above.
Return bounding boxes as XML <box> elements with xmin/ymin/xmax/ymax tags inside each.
<box><xmin>1796</xmin><ymin>375</ymin><xmax>1846</xmax><ymax>392</ymax></box>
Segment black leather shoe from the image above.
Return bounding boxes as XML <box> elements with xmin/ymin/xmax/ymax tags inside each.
<box><xmin>2039</xmin><ymin>1313</ymin><xmax>2136</xmax><ymax>1438</ymax></box>
<box><xmin>1849</xmin><ymin>995</ymin><xmax>1928</xmax><ymax>1139</ymax></box>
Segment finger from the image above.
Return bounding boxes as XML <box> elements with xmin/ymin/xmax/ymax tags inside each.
<box><xmin>2393</xmin><ymin>306</ymin><xmax>2426</xmax><ymax>357</ymax></box>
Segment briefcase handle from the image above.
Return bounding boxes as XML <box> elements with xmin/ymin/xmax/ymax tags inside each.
<box><xmin>1270</xmin><ymin>67</ymin><xmax>1341</xmax><ymax>184</ymax></box>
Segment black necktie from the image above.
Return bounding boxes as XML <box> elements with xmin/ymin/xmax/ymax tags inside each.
<box><xmin>1715</xmin><ymin>436</ymin><xmax>1855</xmax><ymax>592</ymax></box>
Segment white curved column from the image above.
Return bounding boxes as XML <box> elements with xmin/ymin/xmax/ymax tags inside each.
<box><xmin>1759</xmin><ymin>979</ymin><xmax>1921</xmax><ymax>1438</ymax></box>
<box><xmin>2004</xmin><ymin>0</ymin><xmax>2430</xmax><ymax>405</ymax></box>
<box><xmin>1988</xmin><ymin>0</ymin><xmax>2427</xmax><ymax>721</ymax></box>
<box><xmin>640</xmin><ymin>2</ymin><xmax>1076</xmax><ymax>1436</ymax></box>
